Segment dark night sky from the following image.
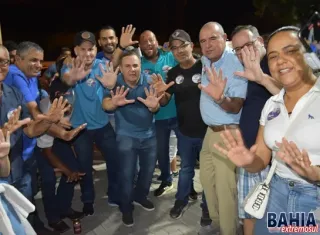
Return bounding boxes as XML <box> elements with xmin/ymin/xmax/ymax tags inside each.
<box><xmin>0</xmin><ymin>0</ymin><xmax>281</xmax><ymax>60</ymax></box>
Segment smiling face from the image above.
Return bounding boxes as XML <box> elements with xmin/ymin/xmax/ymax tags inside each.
<box><xmin>267</xmin><ymin>30</ymin><xmax>310</xmax><ymax>89</ymax></box>
<box><xmin>15</xmin><ymin>48</ymin><xmax>44</xmax><ymax>78</ymax></box>
<box><xmin>139</xmin><ymin>31</ymin><xmax>159</xmax><ymax>60</ymax></box>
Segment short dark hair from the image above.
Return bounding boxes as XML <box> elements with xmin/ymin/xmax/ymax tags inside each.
<box><xmin>230</xmin><ymin>25</ymin><xmax>260</xmax><ymax>39</ymax></box>
<box><xmin>267</xmin><ymin>26</ymin><xmax>300</xmax><ymax>44</ymax></box>
<box><xmin>119</xmin><ymin>50</ymin><xmax>140</xmax><ymax>64</ymax></box>
<box><xmin>99</xmin><ymin>25</ymin><xmax>116</xmax><ymax>37</ymax></box>
<box><xmin>3</xmin><ymin>40</ymin><xmax>18</xmax><ymax>52</ymax></box>
<box><xmin>16</xmin><ymin>41</ymin><xmax>43</xmax><ymax>58</ymax></box>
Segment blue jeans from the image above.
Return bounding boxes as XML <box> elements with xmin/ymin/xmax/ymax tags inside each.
<box><xmin>155</xmin><ymin>118</ymin><xmax>178</xmax><ymax>183</ymax></box>
<box><xmin>175</xmin><ymin>130</ymin><xmax>203</xmax><ymax>205</ymax></box>
<box><xmin>35</xmin><ymin>139</ymin><xmax>79</xmax><ymax>223</ymax></box>
<box><xmin>72</xmin><ymin>123</ymin><xmax>118</xmax><ymax>204</ymax></box>
<box><xmin>254</xmin><ymin>174</ymin><xmax>320</xmax><ymax>235</ymax></box>
<box><xmin>117</xmin><ymin>135</ymin><xmax>157</xmax><ymax>214</ymax></box>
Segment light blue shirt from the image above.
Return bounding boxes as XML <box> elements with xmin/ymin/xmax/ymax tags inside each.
<box><xmin>200</xmin><ymin>46</ymin><xmax>247</xmax><ymax>126</ymax></box>
<box><xmin>141</xmin><ymin>49</ymin><xmax>178</xmax><ymax>120</ymax></box>
<box><xmin>61</xmin><ymin>59</ymin><xmax>109</xmax><ymax>130</ymax></box>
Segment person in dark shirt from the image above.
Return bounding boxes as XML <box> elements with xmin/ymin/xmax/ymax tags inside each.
<box><xmin>151</xmin><ymin>29</ymin><xmax>210</xmax><ymax>224</ymax></box>
<box><xmin>231</xmin><ymin>25</ymin><xmax>281</xmax><ymax>235</ymax></box>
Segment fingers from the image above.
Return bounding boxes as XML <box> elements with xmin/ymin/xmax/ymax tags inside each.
<box><xmin>98</xmin><ymin>63</ymin><xmax>105</xmax><ymax>76</ymax></box>
<box><xmin>150</xmin><ymin>74</ymin><xmax>158</xmax><ymax>84</ymax></box>
<box><xmin>119</xmin><ymin>86</ymin><xmax>125</xmax><ymax>95</ymax></box>
<box><xmin>220</xmin><ymin>131</ymin><xmax>233</xmax><ymax>150</ymax></box>
<box><xmin>122</xmin><ymin>87</ymin><xmax>130</xmax><ymax>97</ymax></box>
<box><xmin>144</xmin><ymin>87</ymin><xmax>150</xmax><ymax>96</ymax></box>
<box><xmin>167</xmin><ymin>81</ymin><xmax>175</xmax><ymax>89</ymax></box>
<box><xmin>51</xmin><ymin>98</ymin><xmax>58</xmax><ymax>110</ymax></box>
<box><xmin>156</xmin><ymin>93</ymin><xmax>165</xmax><ymax>101</ymax></box>
<box><xmin>0</xmin><ymin>129</ymin><xmax>5</xmax><ymax>143</ymax></box>
<box><xmin>213</xmin><ymin>143</ymin><xmax>229</xmax><ymax>156</ymax></box>
<box><xmin>68</xmin><ymin>123</ymin><xmax>87</xmax><ymax>140</ymax></box>
<box><xmin>115</xmin><ymin>86</ymin><xmax>120</xmax><ymax>95</ymax></box>
<box><xmin>110</xmin><ymin>90</ymin><xmax>115</xmax><ymax>98</ymax></box>
<box><xmin>125</xmin><ymin>99</ymin><xmax>135</xmax><ymax>104</ymax></box>
<box><xmin>114</xmin><ymin>66</ymin><xmax>120</xmax><ymax>74</ymax></box>
<box><xmin>205</xmin><ymin>66</ymin><xmax>214</xmax><ymax>83</ymax></box>
<box><xmin>301</xmin><ymin>149</ymin><xmax>311</xmax><ymax>166</ymax></box>
<box><xmin>16</xmin><ymin>118</ymin><xmax>31</xmax><ymax>129</ymax></box>
<box><xmin>222</xmin><ymin>129</ymin><xmax>238</xmax><ymax>148</ymax></box>
<box><xmin>137</xmin><ymin>97</ymin><xmax>146</xmax><ymax>104</ymax></box>
<box><xmin>234</xmin><ymin>129</ymin><xmax>245</xmax><ymax>146</ymax></box>
<box><xmin>5</xmin><ymin>130</ymin><xmax>10</xmax><ymax>143</ymax></box>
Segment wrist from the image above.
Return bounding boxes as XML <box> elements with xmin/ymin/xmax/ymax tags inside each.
<box><xmin>118</xmin><ymin>45</ymin><xmax>126</xmax><ymax>51</ymax></box>
<box><xmin>215</xmin><ymin>94</ymin><xmax>225</xmax><ymax>104</ymax></box>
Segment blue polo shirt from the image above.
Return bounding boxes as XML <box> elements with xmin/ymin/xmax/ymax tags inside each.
<box><xmin>0</xmin><ymin>84</ymin><xmax>30</xmax><ymax>184</ymax></box>
<box><xmin>200</xmin><ymin>46</ymin><xmax>248</xmax><ymax>126</ymax></box>
<box><xmin>4</xmin><ymin>65</ymin><xmax>39</xmax><ymax>161</ymax></box>
<box><xmin>141</xmin><ymin>49</ymin><xmax>177</xmax><ymax>120</ymax></box>
<box><xmin>105</xmin><ymin>73</ymin><xmax>155</xmax><ymax>138</ymax></box>
<box><xmin>96</xmin><ymin>51</ymin><xmax>111</xmax><ymax>63</ymax></box>
<box><xmin>61</xmin><ymin>59</ymin><xmax>109</xmax><ymax>130</ymax></box>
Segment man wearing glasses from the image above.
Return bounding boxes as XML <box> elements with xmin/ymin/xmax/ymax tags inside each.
<box><xmin>231</xmin><ymin>25</ymin><xmax>280</xmax><ymax>235</ymax></box>
<box><xmin>151</xmin><ymin>30</ymin><xmax>210</xmax><ymax>223</ymax></box>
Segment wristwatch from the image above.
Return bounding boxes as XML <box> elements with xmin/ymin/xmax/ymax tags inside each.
<box><xmin>118</xmin><ymin>45</ymin><xmax>126</xmax><ymax>51</ymax></box>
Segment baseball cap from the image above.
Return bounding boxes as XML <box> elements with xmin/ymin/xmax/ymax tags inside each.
<box><xmin>169</xmin><ymin>29</ymin><xmax>191</xmax><ymax>46</ymax></box>
<box><xmin>74</xmin><ymin>31</ymin><xmax>96</xmax><ymax>46</ymax></box>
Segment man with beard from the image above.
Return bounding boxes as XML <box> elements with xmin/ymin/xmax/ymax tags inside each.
<box><xmin>97</xmin><ymin>25</ymin><xmax>119</xmax><ymax>62</ymax></box>
<box><xmin>139</xmin><ymin>30</ymin><xmax>193</xmax><ymax>199</ymax></box>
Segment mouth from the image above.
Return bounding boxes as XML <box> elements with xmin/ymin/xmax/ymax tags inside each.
<box><xmin>279</xmin><ymin>68</ymin><xmax>293</xmax><ymax>75</ymax></box>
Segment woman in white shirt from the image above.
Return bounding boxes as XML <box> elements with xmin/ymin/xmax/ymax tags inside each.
<box><xmin>214</xmin><ymin>26</ymin><xmax>320</xmax><ymax>234</ymax></box>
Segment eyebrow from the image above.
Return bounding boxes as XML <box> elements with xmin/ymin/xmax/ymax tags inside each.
<box><xmin>267</xmin><ymin>44</ymin><xmax>300</xmax><ymax>56</ymax></box>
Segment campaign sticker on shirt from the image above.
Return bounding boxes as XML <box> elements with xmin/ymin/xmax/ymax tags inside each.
<box><xmin>143</xmin><ymin>69</ymin><xmax>151</xmax><ymax>75</ymax></box>
<box><xmin>86</xmin><ymin>78</ymin><xmax>96</xmax><ymax>87</ymax></box>
<box><xmin>192</xmin><ymin>74</ymin><xmax>201</xmax><ymax>84</ymax></box>
<box><xmin>267</xmin><ymin>108</ymin><xmax>280</xmax><ymax>121</ymax></box>
<box><xmin>162</xmin><ymin>65</ymin><xmax>172</xmax><ymax>73</ymax></box>
<box><xmin>7</xmin><ymin>108</ymin><xmax>16</xmax><ymax>120</ymax></box>
<box><xmin>175</xmin><ymin>75</ymin><xmax>184</xmax><ymax>84</ymax></box>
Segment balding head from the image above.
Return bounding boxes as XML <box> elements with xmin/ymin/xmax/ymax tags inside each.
<box><xmin>199</xmin><ymin>21</ymin><xmax>227</xmax><ymax>62</ymax></box>
<box><xmin>139</xmin><ymin>30</ymin><xmax>159</xmax><ymax>60</ymax></box>
<box><xmin>200</xmin><ymin>22</ymin><xmax>225</xmax><ymax>35</ymax></box>
<box><xmin>0</xmin><ymin>45</ymin><xmax>10</xmax><ymax>82</ymax></box>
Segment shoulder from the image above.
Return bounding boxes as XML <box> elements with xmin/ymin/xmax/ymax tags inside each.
<box><xmin>3</xmin><ymin>83</ymin><xmax>24</xmax><ymax>101</ymax></box>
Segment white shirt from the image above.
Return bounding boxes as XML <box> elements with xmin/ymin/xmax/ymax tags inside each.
<box><xmin>260</xmin><ymin>78</ymin><xmax>320</xmax><ymax>183</ymax></box>
<box><xmin>36</xmin><ymin>97</ymin><xmax>54</xmax><ymax>148</ymax></box>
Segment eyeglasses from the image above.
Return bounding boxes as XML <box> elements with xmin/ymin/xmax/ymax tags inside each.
<box><xmin>0</xmin><ymin>59</ymin><xmax>10</xmax><ymax>67</ymax></box>
<box><xmin>171</xmin><ymin>42</ymin><xmax>190</xmax><ymax>51</ymax></box>
<box><xmin>232</xmin><ymin>39</ymin><xmax>257</xmax><ymax>55</ymax></box>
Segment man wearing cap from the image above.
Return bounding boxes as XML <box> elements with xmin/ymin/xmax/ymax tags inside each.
<box><xmin>61</xmin><ymin>30</ymin><xmax>120</xmax><ymax>215</ymax></box>
<box><xmin>139</xmin><ymin>30</ymin><xmax>184</xmax><ymax>199</ymax></box>
<box><xmin>152</xmin><ymin>30</ymin><xmax>211</xmax><ymax>222</ymax></box>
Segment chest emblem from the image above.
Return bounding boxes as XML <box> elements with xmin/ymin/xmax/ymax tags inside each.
<box><xmin>86</xmin><ymin>78</ymin><xmax>96</xmax><ymax>87</ymax></box>
<box><xmin>267</xmin><ymin>107</ymin><xmax>280</xmax><ymax>121</ymax></box>
<box><xmin>175</xmin><ymin>75</ymin><xmax>184</xmax><ymax>85</ymax></box>
<box><xmin>192</xmin><ymin>74</ymin><xmax>201</xmax><ymax>84</ymax></box>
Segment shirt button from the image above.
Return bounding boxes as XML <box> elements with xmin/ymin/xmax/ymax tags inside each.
<box><xmin>289</xmin><ymin>181</ymin><xmax>294</xmax><ymax>187</ymax></box>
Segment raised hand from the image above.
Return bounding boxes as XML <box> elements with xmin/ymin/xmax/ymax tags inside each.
<box><xmin>37</xmin><ymin>97</ymin><xmax>70</xmax><ymax>124</ymax></box>
<box><xmin>120</xmin><ymin>24</ymin><xmax>139</xmax><ymax>49</ymax></box>
<box><xmin>111</xmin><ymin>86</ymin><xmax>135</xmax><ymax>107</ymax></box>
<box><xmin>213</xmin><ymin>129</ymin><xmax>257</xmax><ymax>167</ymax></box>
<box><xmin>276</xmin><ymin>138</ymin><xmax>320</xmax><ymax>182</ymax></box>
<box><xmin>198</xmin><ymin>65</ymin><xmax>227</xmax><ymax>102</ymax></box>
<box><xmin>150</xmin><ymin>74</ymin><xmax>175</xmax><ymax>94</ymax></box>
<box><xmin>0</xmin><ymin>130</ymin><xmax>11</xmax><ymax>158</ymax></box>
<box><xmin>2</xmin><ymin>106</ymin><xmax>31</xmax><ymax>135</ymax></box>
<box><xmin>68</xmin><ymin>57</ymin><xmax>91</xmax><ymax>82</ymax></box>
<box><xmin>234</xmin><ymin>46</ymin><xmax>264</xmax><ymax>84</ymax></box>
<box><xmin>96</xmin><ymin>61</ymin><xmax>120</xmax><ymax>89</ymax></box>
<box><xmin>137</xmin><ymin>86</ymin><xmax>164</xmax><ymax>109</ymax></box>
<box><xmin>62</xmin><ymin>123</ymin><xmax>87</xmax><ymax>141</ymax></box>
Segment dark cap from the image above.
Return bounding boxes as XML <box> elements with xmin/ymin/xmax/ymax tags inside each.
<box><xmin>169</xmin><ymin>29</ymin><xmax>191</xmax><ymax>46</ymax></box>
<box><xmin>74</xmin><ymin>31</ymin><xmax>96</xmax><ymax>46</ymax></box>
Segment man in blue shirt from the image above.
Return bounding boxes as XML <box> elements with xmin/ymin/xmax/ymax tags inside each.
<box><xmin>103</xmin><ymin>51</ymin><xmax>162</xmax><ymax>227</ymax></box>
<box><xmin>198</xmin><ymin>22</ymin><xmax>248</xmax><ymax>235</ymax></box>
<box><xmin>139</xmin><ymin>30</ymin><xmax>180</xmax><ymax>196</ymax></box>
<box><xmin>62</xmin><ymin>31</ymin><xmax>120</xmax><ymax>216</ymax></box>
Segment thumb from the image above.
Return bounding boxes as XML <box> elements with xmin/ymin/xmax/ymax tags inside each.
<box><xmin>126</xmin><ymin>99</ymin><xmax>135</xmax><ymax>104</ymax></box>
<box><xmin>137</xmin><ymin>97</ymin><xmax>146</xmax><ymax>103</ymax></box>
<box><xmin>167</xmin><ymin>81</ymin><xmax>175</xmax><ymax>88</ymax></box>
<box><xmin>79</xmin><ymin>172</ymin><xmax>86</xmax><ymax>176</ymax></box>
<box><xmin>198</xmin><ymin>84</ymin><xmax>203</xmax><ymax>90</ymax></box>
<box><xmin>249</xmin><ymin>144</ymin><xmax>258</xmax><ymax>154</ymax></box>
<box><xmin>132</xmin><ymin>40</ymin><xmax>139</xmax><ymax>44</ymax></box>
<box><xmin>234</xmin><ymin>71</ymin><xmax>245</xmax><ymax>78</ymax></box>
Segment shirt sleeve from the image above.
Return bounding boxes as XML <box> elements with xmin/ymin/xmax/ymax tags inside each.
<box><xmin>60</xmin><ymin>64</ymin><xmax>71</xmax><ymax>80</ymax></box>
<box><xmin>37</xmin><ymin>134</ymin><xmax>54</xmax><ymax>148</ymax></box>
<box><xmin>11</xmin><ymin>74</ymin><xmax>37</xmax><ymax>103</ymax></box>
<box><xmin>225</xmin><ymin>61</ymin><xmax>248</xmax><ymax>99</ymax></box>
<box><xmin>166</xmin><ymin>70</ymin><xmax>175</xmax><ymax>95</ymax></box>
<box><xmin>259</xmin><ymin>98</ymin><xmax>272</xmax><ymax>126</ymax></box>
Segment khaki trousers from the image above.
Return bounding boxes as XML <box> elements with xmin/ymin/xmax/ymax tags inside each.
<box><xmin>200</xmin><ymin>127</ymin><xmax>238</xmax><ymax>235</ymax></box>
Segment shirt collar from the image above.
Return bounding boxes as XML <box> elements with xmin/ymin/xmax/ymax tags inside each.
<box><xmin>271</xmin><ymin>76</ymin><xmax>320</xmax><ymax>103</ymax></box>
<box><xmin>201</xmin><ymin>46</ymin><xmax>231</xmax><ymax>68</ymax></box>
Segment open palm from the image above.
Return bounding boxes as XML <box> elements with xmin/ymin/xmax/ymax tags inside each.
<box><xmin>150</xmin><ymin>74</ymin><xmax>175</xmax><ymax>94</ymax></box>
<box><xmin>111</xmin><ymin>86</ymin><xmax>135</xmax><ymax>107</ymax></box>
<box><xmin>213</xmin><ymin>129</ymin><xmax>257</xmax><ymax>167</ymax></box>
<box><xmin>68</xmin><ymin>57</ymin><xmax>91</xmax><ymax>82</ymax></box>
<box><xmin>137</xmin><ymin>86</ymin><xmax>164</xmax><ymax>109</ymax></box>
<box><xmin>96</xmin><ymin>62</ymin><xmax>120</xmax><ymax>89</ymax></box>
<box><xmin>199</xmin><ymin>65</ymin><xmax>227</xmax><ymax>101</ymax></box>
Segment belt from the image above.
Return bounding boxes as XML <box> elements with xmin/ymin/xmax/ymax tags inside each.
<box><xmin>209</xmin><ymin>124</ymin><xmax>239</xmax><ymax>132</ymax></box>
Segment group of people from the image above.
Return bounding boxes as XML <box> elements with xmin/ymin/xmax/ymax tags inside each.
<box><xmin>0</xmin><ymin>19</ymin><xmax>320</xmax><ymax>235</ymax></box>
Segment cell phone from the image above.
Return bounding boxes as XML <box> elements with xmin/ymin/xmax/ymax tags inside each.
<box><xmin>298</xmin><ymin>11</ymin><xmax>320</xmax><ymax>72</ymax></box>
